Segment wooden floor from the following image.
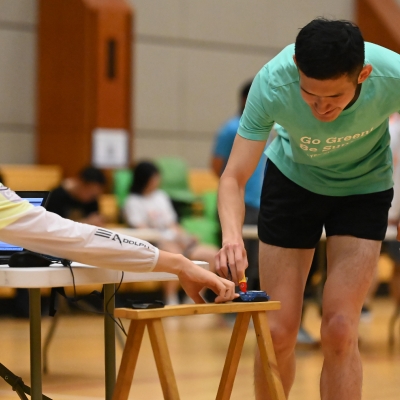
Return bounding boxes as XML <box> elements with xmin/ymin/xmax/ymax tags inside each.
<box><xmin>1</xmin><ymin>298</ymin><xmax>400</xmax><ymax>400</ymax></box>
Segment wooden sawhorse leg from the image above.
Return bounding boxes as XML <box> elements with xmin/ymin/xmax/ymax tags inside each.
<box><xmin>216</xmin><ymin>311</ymin><xmax>286</xmax><ymax>400</ymax></box>
<box><xmin>112</xmin><ymin>318</ymin><xmax>180</xmax><ymax>400</ymax></box>
<box><xmin>112</xmin><ymin>320</ymin><xmax>146</xmax><ymax>400</ymax></box>
<box><xmin>147</xmin><ymin>318</ymin><xmax>180</xmax><ymax>399</ymax></box>
<box><xmin>216</xmin><ymin>312</ymin><xmax>251</xmax><ymax>400</ymax></box>
<box><xmin>252</xmin><ymin>311</ymin><xmax>286</xmax><ymax>400</ymax></box>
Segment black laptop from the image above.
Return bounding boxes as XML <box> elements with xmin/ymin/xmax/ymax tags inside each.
<box><xmin>0</xmin><ymin>191</ymin><xmax>50</xmax><ymax>264</ymax></box>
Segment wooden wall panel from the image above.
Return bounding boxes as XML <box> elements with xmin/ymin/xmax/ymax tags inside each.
<box><xmin>37</xmin><ymin>0</ymin><xmax>133</xmax><ymax>178</ymax></box>
<box><xmin>96</xmin><ymin>9</ymin><xmax>132</xmax><ymax>128</ymax></box>
<box><xmin>356</xmin><ymin>0</ymin><xmax>400</xmax><ymax>53</ymax></box>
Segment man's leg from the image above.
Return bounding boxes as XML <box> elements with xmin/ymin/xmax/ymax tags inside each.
<box><xmin>255</xmin><ymin>242</ymin><xmax>315</xmax><ymax>399</ymax></box>
<box><xmin>320</xmin><ymin>236</ymin><xmax>381</xmax><ymax>400</ymax></box>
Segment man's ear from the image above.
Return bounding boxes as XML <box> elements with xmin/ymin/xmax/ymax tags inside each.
<box><xmin>293</xmin><ymin>55</ymin><xmax>297</xmax><ymax>66</ymax></box>
<box><xmin>358</xmin><ymin>64</ymin><xmax>372</xmax><ymax>84</ymax></box>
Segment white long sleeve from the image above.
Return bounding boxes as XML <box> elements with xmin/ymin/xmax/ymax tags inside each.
<box><xmin>0</xmin><ymin>186</ymin><xmax>159</xmax><ymax>272</ymax></box>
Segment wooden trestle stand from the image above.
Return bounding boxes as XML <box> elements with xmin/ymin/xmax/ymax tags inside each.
<box><xmin>112</xmin><ymin>302</ymin><xmax>286</xmax><ymax>400</ymax></box>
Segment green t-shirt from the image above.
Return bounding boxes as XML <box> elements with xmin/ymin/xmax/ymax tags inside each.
<box><xmin>238</xmin><ymin>43</ymin><xmax>400</xmax><ymax>196</ymax></box>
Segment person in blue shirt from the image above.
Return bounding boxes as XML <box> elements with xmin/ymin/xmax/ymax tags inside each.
<box><xmin>211</xmin><ymin>80</ymin><xmax>266</xmax><ymax>290</ymax></box>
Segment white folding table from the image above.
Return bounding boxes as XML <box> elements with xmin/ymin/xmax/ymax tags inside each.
<box><xmin>0</xmin><ymin>263</ymin><xmax>188</xmax><ymax>400</ymax></box>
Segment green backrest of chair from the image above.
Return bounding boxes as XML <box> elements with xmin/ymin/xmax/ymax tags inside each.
<box><xmin>181</xmin><ymin>216</ymin><xmax>220</xmax><ymax>246</ymax></box>
<box><xmin>202</xmin><ymin>191</ymin><xmax>218</xmax><ymax>221</ymax></box>
<box><xmin>181</xmin><ymin>191</ymin><xmax>220</xmax><ymax>246</ymax></box>
<box><xmin>113</xmin><ymin>169</ymin><xmax>133</xmax><ymax>208</ymax></box>
<box><xmin>155</xmin><ymin>157</ymin><xmax>197</xmax><ymax>203</ymax></box>
<box><xmin>155</xmin><ymin>157</ymin><xmax>188</xmax><ymax>188</ymax></box>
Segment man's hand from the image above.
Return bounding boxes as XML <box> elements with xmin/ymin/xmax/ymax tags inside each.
<box><xmin>153</xmin><ymin>251</ymin><xmax>238</xmax><ymax>303</ymax></box>
<box><xmin>177</xmin><ymin>259</ymin><xmax>238</xmax><ymax>304</ymax></box>
<box><xmin>215</xmin><ymin>242</ymin><xmax>248</xmax><ymax>285</ymax></box>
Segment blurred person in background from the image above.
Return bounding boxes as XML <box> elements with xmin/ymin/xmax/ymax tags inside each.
<box><xmin>47</xmin><ymin>166</ymin><xmax>107</xmax><ymax>226</ymax></box>
<box><xmin>124</xmin><ymin>161</ymin><xmax>219</xmax><ymax>305</ymax></box>
<box><xmin>16</xmin><ymin>166</ymin><xmax>107</xmax><ymax>314</ymax></box>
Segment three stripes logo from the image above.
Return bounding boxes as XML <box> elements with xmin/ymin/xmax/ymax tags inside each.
<box><xmin>94</xmin><ymin>228</ymin><xmax>112</xmax><ymax>239</ymax></box>
<box><xmin>95</xmin><ymin>228</ymin><xmax>122</xmax><ymax>246</ymax></box>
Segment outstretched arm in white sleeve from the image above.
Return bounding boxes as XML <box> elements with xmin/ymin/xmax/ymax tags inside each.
<box><xmin>0</xmin><ymin>186</ymin><xmax>237</xmax><ymax>303</ymax></box>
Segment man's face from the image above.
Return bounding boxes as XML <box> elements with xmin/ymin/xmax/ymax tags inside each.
<box><xmin>294</xmin><ymin>58</ymin><xmax>372</xmax><ymax>123</ymax></box>
<box><xmin>298</xmin><ymin>71</ymin><xmax>359</xmax><ymax>122</ymax></box>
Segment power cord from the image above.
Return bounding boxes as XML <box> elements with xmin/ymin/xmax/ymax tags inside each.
<box><xmin>50</xmin><ymin>262</ymin><xmax>127</xmax><ymax>337</ymax></box>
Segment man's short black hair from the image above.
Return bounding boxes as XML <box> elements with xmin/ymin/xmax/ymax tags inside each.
<box><xmin>79</xmin><ymin>166</ymin><xmax>106</xmax><ymax>186</ymax></box>
<box><xmin>295</xmin><ymin>18</ymin><xmax>365</xmax><ymax>80</ymax></box>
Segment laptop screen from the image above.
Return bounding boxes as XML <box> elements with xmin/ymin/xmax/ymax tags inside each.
<box><xmin>0</xmin><ymin>191</ymin><xmax>49</xmax><ymax>253</ymax></box>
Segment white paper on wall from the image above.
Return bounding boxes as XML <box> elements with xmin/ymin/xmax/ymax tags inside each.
<box><xmin>92</xmin><ymin>128</ymin><xmax>129</xmax><ymax>168</ymax></box>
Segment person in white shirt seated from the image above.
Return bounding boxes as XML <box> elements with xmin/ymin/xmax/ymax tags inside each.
<box><xmin>124</xmin><ymin>161</ymin><xmax>219</xmax><ymax>305</ymax></box>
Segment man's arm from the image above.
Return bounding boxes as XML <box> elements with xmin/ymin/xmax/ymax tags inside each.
<box><xmin>216</xmin><ymin>135</ymin><xmax>266</xmax><ymax>284</ymax></box>
<box><xmin>0</xmin><ymin>187</ymin><xmax>237</xmax><ymax>303</ymax></box>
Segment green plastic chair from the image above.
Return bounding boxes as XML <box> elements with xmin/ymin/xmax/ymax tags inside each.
<box><xmin>113</xmin><ymin>169</ymin><xmax>133</xmax><ymax>208</ymax></box>
<box><xmin>181</xmin><ymin>217</ymin><xmax>220</xmax><ymax>246</ymax></box>
<box><xmin>202</xmin><ymin>191</ymin><xmax>218</xmax><ymax>221</ymax></box>
<box><xmin>181</xmin><ymin>191</ymin><xmax>220</xmax><ymax>246</ymax></box>
<box><xmin>155</xmin><ymin>157</ymin><xmax>197</xmax><ymax>204</ymax></box>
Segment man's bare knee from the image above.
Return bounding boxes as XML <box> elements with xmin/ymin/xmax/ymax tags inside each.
<box><xmin>270</xmin><ymin>318</ymin><xmax>299</xmax><ymax>356</ymax></box>
<box><xmin>321</xmin><ymin>312</ymin><xmax>358</xmax><ymax>357</ymax></box>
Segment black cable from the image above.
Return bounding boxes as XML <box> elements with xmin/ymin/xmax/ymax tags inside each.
<box><xmin>105</xmin><ymin>271</ymin><xmax>128</xmax><ymax>336</ymax></box>
<box><xmin>65</xmin><ymin>264</ymin><xmax>127</xmax><ymax>336</ymax></box>
<box><xmin>66</xmin><ymin>262</ymin><xmax>77</xmax><ymax>301</ymax></box>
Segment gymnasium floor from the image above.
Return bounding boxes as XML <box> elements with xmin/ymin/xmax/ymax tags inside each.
<box><xmin>1</xmin><ymin>298</ymin><xmax>400</xmax><ymax>400</ymax></box>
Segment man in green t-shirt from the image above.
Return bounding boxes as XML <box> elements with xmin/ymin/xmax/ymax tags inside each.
<box><xmin>216</xmin><ymin>18</ymin><xmax>400</xmax><ymax>399</ymax></box>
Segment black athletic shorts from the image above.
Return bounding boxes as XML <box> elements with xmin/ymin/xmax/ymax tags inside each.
<box><xmin>258</xmin><ymin>161</ymin><xmax>394</xmax><ymax>249</ymax></box>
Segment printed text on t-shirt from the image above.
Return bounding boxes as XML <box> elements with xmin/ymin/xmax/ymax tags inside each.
<box><xmin>299</xmin><ymin>127</ymin><xmax>374</xmax><ymax>158</ymax></box>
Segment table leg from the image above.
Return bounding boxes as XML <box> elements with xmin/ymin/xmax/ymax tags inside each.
<box><xmin>104</xmin><ymin>283</ymin><xmax>116</xmax><ymax>400</ymax></box>
<box><xmin>29</xmin><ymin>288</ymin><xmax>42</xmax><ymax>400</ymax></box>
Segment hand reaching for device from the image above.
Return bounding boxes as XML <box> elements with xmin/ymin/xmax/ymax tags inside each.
<box><xmin>177</xmin><ymin>260</ymin><xmax>238</xmax><ymax>304</ymax></box>
<box><xmin>215</xmin><ymin>242</ymin><xmax>248</xmax><ymax>286</ymax></box>
<box><xmin>153</xmin><ymin>251</ymin><xmax>238</xmax><ymax>304</ymax></box>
